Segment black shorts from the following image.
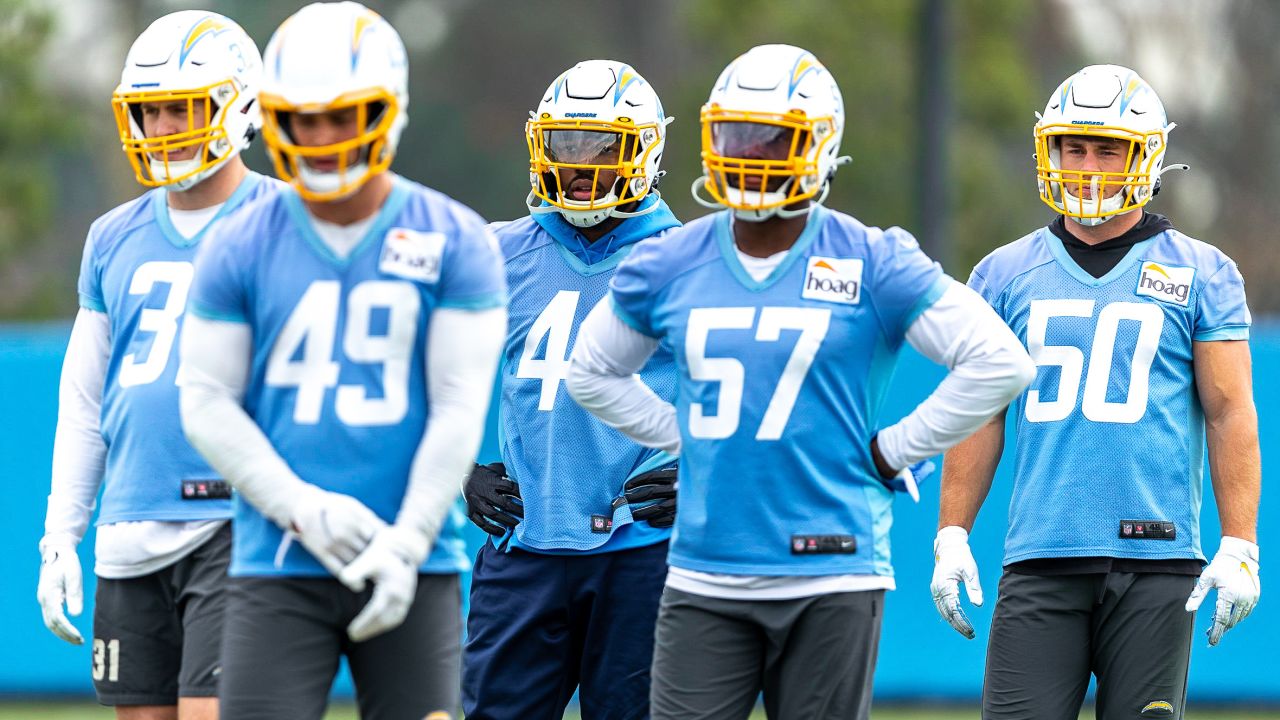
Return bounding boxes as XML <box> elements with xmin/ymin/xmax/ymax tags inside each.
<box><xmin>92</xmin><ymin>523</ymin><xmax>231</xmax><ymax>706</ymax></box>
<box><xmin>650</xmin><ymin>587</ymin><xmax>884</xmax><ymax>720</ymax></box>
<box><xmin>219</xmin><ymin>572</ymin><xmax>462</xmax><ymax>720</ymax></box>
<box><xmin>984</xmin><ymin>570</ymin><xmax>1197</xmax><ymax>720</ymax></box>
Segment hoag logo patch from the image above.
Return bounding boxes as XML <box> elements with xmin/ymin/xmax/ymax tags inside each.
<box><xmin>379</xmin><ymin>228</ymin><xmax>445</xmax><ymax>283</ymax></box>
<box><xmin>1135</xmin><ymin>260</ymin><xmax>1194</xmax><ymax>307</ymax></box>
<box><xmin>802</xmin><ymin>256</ymin><xmax>863</xmax><ymax>305</ymax></box>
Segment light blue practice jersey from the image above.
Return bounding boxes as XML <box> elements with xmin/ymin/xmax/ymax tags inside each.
<box><xmin>496</xmin><ymin>199</ymin><xmax>680</xmax><ymax>554</ymax></box>
<box><xmin>79</xmin><ymin>172</ymin><xmax>280</xmax><ymax>525</ymax></box>
<box><xmin>189</xmin><ymin>175</ymin><xmax>507</xmax><ymax>577</ymax></box>
<box><xmin>609</xmin><ymin>207</ymin><xmax>947</xmax><ymax>577</ymax></box>
<box><xmin>971</xmin><ymin>224</ymin><xmax>1251</xmax><ymax>565</ymax></box>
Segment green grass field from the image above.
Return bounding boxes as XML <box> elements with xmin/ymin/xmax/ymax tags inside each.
<box><xmin>3</xmin><ymin>703</ymin><xmax>1280</xmax><ymax>719</ymax></box>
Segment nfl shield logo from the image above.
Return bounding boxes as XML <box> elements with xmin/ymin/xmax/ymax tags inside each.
<box><xmin>1122</xmin><ymin>523</ymin><xmax>1133</xmax><ymax>536</ymax></box>
<box><xmin>792</xmin><ymin>538</ymin><xmax>805</xmax><ymax>552</ymax></box>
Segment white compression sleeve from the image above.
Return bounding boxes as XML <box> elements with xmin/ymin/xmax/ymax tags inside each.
<box><xmin>394</xmin><ymin>307</ymin><xmax>507</xmax><ymax>547</ymax></box>
<box><xmin>566</xmin><ymin>298</ymin><xmax>681</xmax><ymax>454</ymax></box>
<box><xmin>876</xmin><ymin>280</ymin><xmax>1036</xmax><ymax>469</ymax></box>
<box><xmin>178</xmin><ymin>314</ymin><xmax>310</xmax><ymax>528</ymax></box>
<box><xmin>43</xmin><ymin>309</ymin><xmax>111</xmax><ymax>548</ymax></box>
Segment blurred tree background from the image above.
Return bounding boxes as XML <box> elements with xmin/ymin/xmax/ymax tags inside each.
<box><xmin>2</xmin><ymin>0</ymin><xmax>1277</xmax><ymax>319</ymax></box>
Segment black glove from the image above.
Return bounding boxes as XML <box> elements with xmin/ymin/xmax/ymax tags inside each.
<box><xmin>463</xmin><ymin>462</ymin><xmax>523</xmax><ymax>536</ymax></box>
<box><xmin>623</xmin><ymin>467</ymin><xmax>677</xmax><ymax>529</ymax></box>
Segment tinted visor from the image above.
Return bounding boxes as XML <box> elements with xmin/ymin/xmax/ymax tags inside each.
<box><xmin>711</xmin><ymin>122</ymin><xmax>800</xmax><ymax>161</ymax></box>
<box><xmin>543</xmin><ymin>130</ymin><xmax>625</xmax><ymax>165</ymax></box>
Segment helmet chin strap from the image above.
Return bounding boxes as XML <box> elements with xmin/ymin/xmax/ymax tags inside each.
<box><xmin>152</xmin><ymin>145</ymin><xmax>239</xmax><ymax>191</ymax></box>
<box><xmin>690</xmin><ymin>176</ymin><xmax>829</xmax><ymax>222</ymax></box>
<box><xmin>527</xmin><ymin>186</ymin><xmax>662</xmax><ymax>229</ymax></box>
<box><xmin>298</xmin><ymin>161</ymin><xmax>369</xmax><ymax>201</ymax></box>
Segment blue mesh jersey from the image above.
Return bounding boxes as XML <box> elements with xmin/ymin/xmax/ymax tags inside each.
<box><xmin>188</xmin><ymin>175</ymin><xmax>507</xmax><ymax>577</ymax></box>
<box><xmin>609</xmin><ymin>207</ymin><xmax>947</xmax><ymax>577</ymax></box>
<box><xmin>496</xmin><ymin>198</ymin><xmax>681</xmax><ymax>554</ymax></box>
<box><xmin>78</xmin><ymin>172</ymin><xmax>281</xmax><ymax>525</ymax></box>
<box><xmin>970</xmin><ymin>223</ymin><xmax>1251</xmax><ymax>565</ymax></box>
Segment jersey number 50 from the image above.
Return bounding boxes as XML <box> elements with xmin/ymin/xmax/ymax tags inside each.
<box><xmin>1025</xmin><ymin>299</ymin><xmax>1163</xmax><ymax>424</ymax></box>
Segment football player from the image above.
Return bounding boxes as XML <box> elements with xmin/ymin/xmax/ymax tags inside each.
<box><xmin>35</xmin><ymin>11</ymin><xmax>271</xmax><ymax>720</ymax></box>
<box><xmin>177</xmin><ymin>4</ymin><xmax>506</xmax><ymax>719</ymax></box>
<box><xmin>460</xmin><ymin>60</ymin><xmax>680</xmax><ymax>719</ymax></box>
<box><xmin>931</xmin><ymin>65</ymin><xmax>1261</xmax><ymax>720</ymax></box>
<box><xmin>565</xmin><ymin>44</ymin><xmax>1035</xmax><ymax>720</ymax></box>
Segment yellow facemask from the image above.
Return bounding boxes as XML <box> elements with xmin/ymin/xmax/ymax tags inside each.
<box><xmin>259</xmin><ymin>88</ymin><xmax>399</xmax><ymax>202</ymax></box>
<box><xmin>526</xmin><ymin>115</ymin><xmax>659</xmax><ymax>212</ymax></box>
<box><xmin>112</xmin><ymin>80</ymin><xmax>240</xmax><ymax>188</ymax></box>
<box><xmin>697</xmin><ymin>104</ymin><xmax>836</xmax><ymax>212</ymax></box>
<box><xmin>1034</xmin><ymin>123</ymin><xmax>1166</xmax><ymax>221</ymax></box>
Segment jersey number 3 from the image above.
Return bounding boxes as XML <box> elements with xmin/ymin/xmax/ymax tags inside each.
<box><xmin>1025</xmin><ymin>299</ymin><xmax>1163</xmax><ymax>424</ymax></box>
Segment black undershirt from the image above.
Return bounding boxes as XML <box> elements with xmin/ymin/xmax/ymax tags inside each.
<box><xmin>1047</xmin><ymin>212</ymin><xmax>1174</xmax><ymax>279</ymax></box>
<box><xmin>1009</xmin><ymin>211</ymin><xmax>1201</xmax><ymax>577</ymax></box>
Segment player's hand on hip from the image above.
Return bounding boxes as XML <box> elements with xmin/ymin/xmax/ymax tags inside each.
<box><xmin>462</xmin><ymin>462</ymin><xmax>523</xmax><ymax>537</ymax></box>
<box><xmin>291</xmin><ymin>488</ymin><xmax>387</xmax><ymax>576</ymax></box>
<box><xmin>36</xmin><ymin>540</ymin><xmax>84</xmax><ymax>645</ymax></box>
<box><xmin>1186</xmin><ymin>536</ymin><xmax>1260</xmax><ymax>646</ymax></box>
<box><xmin>886</xmin><ymin>460</ymin><xmax>935</xmax><ymax>503</ymax></box>
<box><xmin>931</xmin><ymin>525</ymin><xmax>984</xmax><ymax>639</ymax></box>
<box><xmin>623</xmin><ymin>467</ymin><xmax>677</xmax><ymax>528</ymax></box>
<box><xmin>339</xmin><ymin>525</ymin><xmax>429</xmax><ymax>642</ymax></box>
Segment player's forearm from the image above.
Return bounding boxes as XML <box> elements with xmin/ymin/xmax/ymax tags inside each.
<box><xmin>938</xmin><ymin>413</ymin><xmax>1005</xmax><ymax>531</ymax></box>
<box><xmin>395</xmin><ymin>308</ymin><xmax>506</xmax><ymax>553</ymax></box>
<box><xmin>45</xmin><ymin>309</ymin><xmax>112</xmax><ymax>546</ymax></box>
<box><xmin>567</xmin><ymin>299</ymin><xmax>680</xmax><ymax>454</ymax></box>
<box><xmin>1205</xmin><ymin>403</ymin><xmax>1260</xmax><ymax>543</ymax></box>
<box><xmin>1194</xmin><ymin>339</ymin><xmax>1261</xmax><ymax>543</ymax></box>
<box><xmin>178</xmin><ymin>314</ymin><xmax>309</xmax><ymax>528</ymax></box>
<box><xmin>876</xmin><ymin>282</ymin><xmax>1034</xmax><ymax>470</ymax></box>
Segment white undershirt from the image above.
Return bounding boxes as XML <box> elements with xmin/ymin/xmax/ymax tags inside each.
<box><xmin>168</xmin><ymin>202</ymin><xmax>224</xmax><ymax>239</ymax></box>
<box><xmin>734</xmin><ymin>246</ymin><xmax>789</xmax><ymax>282</ymax></box>
<box><xmin>567</xmin><ymin>274</ymin><xmax>1034</xmax><ymax>600</ymax></box>
<box><xmin>310</xmin><ymin>213</ymin><xmax>378</xmax><ymax>259</ymax></box>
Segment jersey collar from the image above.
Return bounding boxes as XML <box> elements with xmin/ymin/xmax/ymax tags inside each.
<box><xmin>152</xmin><ymin>172</ymin><xmax>263</xmax><ymax>249</ymax></box>
<box><xmin>714</xmin><ymin>205</ymin><xmax>826</xmax><ymax>292</ymax></box>
<box><xmin>283</xmin><ymin>174</ymin><xmax>411</xmax><ymax>268</ymax></box>
<box><xmin>1041</xmin><ymin>225</ymin><xmax>1155</xmax><ymax>287</ymax></box>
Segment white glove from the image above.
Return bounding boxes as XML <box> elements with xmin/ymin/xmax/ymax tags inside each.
<box><xmin>931</xmin><ymin>525</ymin><xmax>984</xmax><ymax>639</ymax></box>
<box><xmin>290</xmin><ymin>488</ymin><xmax>387</xmax><ymax>577</ymax></box>
<box><xmin>1185</xmin><ymin>536</ymin><xmax>1260</xmax><ymax>646</ymax></box>
<box><xmin>338</xmin><ymin>525</ymin><xmax>431</xmax><ymax>643</ymax></box>
<box><xmin>36</xmin><ymin>539</ymin><xmax>85</xmax><ymax>645</ymax></box>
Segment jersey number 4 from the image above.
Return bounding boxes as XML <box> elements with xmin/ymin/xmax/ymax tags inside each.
<box><xmin>266</xmin><ymin>280</ymin><xmax>420</xmax><ymax>426</ymax></box>
<box><xmin>1025</xmin><ymin>299</ymin><xmax>1163</xmax><ymax>424</ymax></box>
<box><xmin>516</xmin><ymin>290</ymin><xmax>581</xmax><ymax>411</ymax></box>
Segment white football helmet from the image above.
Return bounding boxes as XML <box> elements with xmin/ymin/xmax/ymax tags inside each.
<box><xmin>112</xmin><ymin>11</ymin><xmax>262</xmax><ymax>190</ymax></box>
<box><xmin>693</xmin><ymin>44</ymin><xmax>846</xmax><ymax>222</ymax></box>
<box><xmin>1035</xmin><ymin>64</ymin><xmax>1180</xmax><ymax>226</ymax></box>
<box><xmin>259</xmin><ymin>2</ymin><xmax>408</xmax><ymax>202</ymax></box>
<box><xmin>526</xmin><ymin>60</ymin><xmax>671</xmax><ymax>227</ymax></box>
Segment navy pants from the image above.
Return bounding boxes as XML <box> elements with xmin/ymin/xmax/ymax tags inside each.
<box><xmin>462</xmin><ymin>540</ymin><xmax>669</xmax><ymax>720</ymax></box>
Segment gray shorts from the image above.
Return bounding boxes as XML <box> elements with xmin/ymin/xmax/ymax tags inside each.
<box><xmin>984</xmin><ymin>570</ymin><xmax>1197</xmax><ymax>720</ymax></box>
<box><xmin>219</xmin><ymin>572</ymin><xmax>462</xmax><ymax>720</ymax></box>
<box><xmin>650</xmin><ymin>586</ymin><xmax>884</xmax><ymax>720</ymax></box>
<box><xmin>92</xmin><ymin>523</ymin><xmax>231</xmax><ymax>706</ymax></box>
